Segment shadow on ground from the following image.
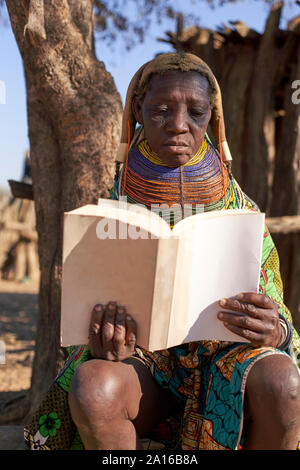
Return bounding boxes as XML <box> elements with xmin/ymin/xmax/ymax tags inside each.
<box><xmin>0</xmin><ymin>293</ymin><xmax>38</xmax><ymax>341</ymax></box>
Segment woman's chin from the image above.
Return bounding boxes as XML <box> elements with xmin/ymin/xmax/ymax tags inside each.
<box><xmin>163</xmin><ymin>154</ymin><xmax>192</xmax><ymax>167</ymax></box>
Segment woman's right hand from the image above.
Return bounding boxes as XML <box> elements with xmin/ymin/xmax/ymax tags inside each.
<box><xmin>88</xmin><ymin>301</ymin><xmax>137</xmax><ymax>361</ymax></box>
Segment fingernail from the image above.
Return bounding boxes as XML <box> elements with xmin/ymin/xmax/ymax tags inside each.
<box><xmin>237</xmin><ymin>293</ymin><xmax>243</xmax><ymax>299</ymax></box>
<box><xmin>220</xmin><ymin>299</ymin><xmax>226</xmax><ymax>306</ymax></box>
<box><xmin>218</xmin><ymin>312</ymin><xmax>223</xmax><ymax>319</ymax></box>
<box><xmin>95</xmin><ymin>304</ymin><xmax>103</xmax><ymax>311</ymax></box>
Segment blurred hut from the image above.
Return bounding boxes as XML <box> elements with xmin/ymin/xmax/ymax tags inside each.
<box><xmin>0</xmin><ymin>151</ymin><xmax>39</xmax><ymax>283</ymax></box>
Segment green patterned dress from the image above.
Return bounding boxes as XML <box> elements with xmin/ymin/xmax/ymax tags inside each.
<box><xmin>24</xmin><ymin>140</ymin><xmax>300</xmax><ymax>451</ymax></box>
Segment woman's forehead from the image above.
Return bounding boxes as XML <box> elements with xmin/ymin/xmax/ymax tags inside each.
<box><xmin>143</xmin><ymin>71</ymin><xmax>210</xmax><ymax>102</ymax></box>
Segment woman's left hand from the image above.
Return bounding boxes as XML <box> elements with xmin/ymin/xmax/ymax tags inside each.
<box><xmin>217</xmin><ymin>292</ymin><xmax>282</xmax><ymax>348</ymax></box>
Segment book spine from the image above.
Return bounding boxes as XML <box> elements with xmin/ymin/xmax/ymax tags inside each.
<box><xmin>166</xmin><ymin>236</ymin><xmax>193</xmax><ymax>348</ymax></box>
<box><xmin>148</xmin><ymin>238</ymin><xmax>179</xmax><ymax>351</ymax></box>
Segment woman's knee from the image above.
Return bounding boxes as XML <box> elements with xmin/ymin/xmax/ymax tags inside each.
<box><xmin>68</xmin><ymin>359</ymin><xmax>126</xmax><ymax>425</ymax></box>
<box><xmin>246</xmin><ymin>354</ymin><xmax>300</xmax><ymax>428</ymax></box>
<box><xmin>247</xmin><ymin>354</ymin><xmax>300</xmax><ymax>399</ymax></box>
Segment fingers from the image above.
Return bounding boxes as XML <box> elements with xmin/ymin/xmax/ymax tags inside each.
<box><xmin>89</xmin><ymin>301</ymin><xmax>137</xmax><ymax>360</ymax></box>
<box><xmin>220</xmin><ymin>322</ymin><xmax>262</xmax><ymax>344</ymax></box>
<box><xmin>219</xmin><ymin>297</ymin><xmax>259</xmax><ymax>319</ymax></box>
<box><xmin>219</xmin><ymin>293</ymin><xmax>275</xmax><ymax>319</ymax></box>
<box><xmin>113</xmin><ymin>307</ymin><xmax>137</xmax><ymax>350</ymax></box>
<box><xmin>236</xmin><ymin>292</ymin><xmax>274</xmax><ymax>309</ymax></box>
<box><xmin>113</xmin><ymin>306</ymin><xmax>127</xmax><ymax>349</ymax></box>
<box><xmin>125</xmin><ymin>314</ymin><xmax>137</xmax><ymax>349</ymax></box>
<box><xmin>88</xmin><ymin>304</ymin><xmax>105</xmax><ymax>357</ymax></box>
<box><xmin>88</xmin><ymin>304</ymin><xmax>105</xmax><ymax>339</ymax></box>
<box><xmin>218</xmin><ymin>293</ymin><xmax>280</xmax><ymax>347</ymax></box>
<box><xmin>218</xmin><ymin>310</ymin><xmax>266</xmax><ymax>344</ymax></box>
<box><xmin>102</xmin><ymin>301</ymin><xmax>117</xmax><ymax>345</ymax></box>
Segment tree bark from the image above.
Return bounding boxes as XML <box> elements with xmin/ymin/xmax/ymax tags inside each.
<box><xmin>5</xmin><ymin>0</ymin><xmax>122</xmax><ymax>420</ymax></box>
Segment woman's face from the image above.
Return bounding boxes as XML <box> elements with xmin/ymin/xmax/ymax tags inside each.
<box><xmin>133</xmin><ymin>71</ymin><xmax>212</xmax><ymax>167</ymax></box>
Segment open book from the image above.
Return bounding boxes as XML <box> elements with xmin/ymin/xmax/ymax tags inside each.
<box><xmin>60</xmin><ymin>198</ymin><xmax>265</xmax><ymax>351</ymax></box>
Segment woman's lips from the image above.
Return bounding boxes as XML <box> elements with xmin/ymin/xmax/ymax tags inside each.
<box><xmin>163</xmin><ymin>142</ymin><xmax>189</xmax><ymax>153</ymax></box>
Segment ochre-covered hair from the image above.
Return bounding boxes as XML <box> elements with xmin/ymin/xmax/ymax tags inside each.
<box><xmin>115</xmin><ymin>52</ymin><xmax>232</xmax><ymax>165</ymax></box>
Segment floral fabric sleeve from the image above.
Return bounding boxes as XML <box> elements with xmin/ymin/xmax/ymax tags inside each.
<box><xmin>259</xmin><ymin>225</ymin><xmax>300</xmax><ymax>368</ymax></box>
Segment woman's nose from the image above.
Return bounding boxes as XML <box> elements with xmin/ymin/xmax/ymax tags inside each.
<box><xmin>166</xmin><ymin>110</ymin><xmax>189</xmax><ymax>133</ymax></box>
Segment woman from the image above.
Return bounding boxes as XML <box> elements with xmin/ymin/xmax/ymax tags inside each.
<box><xmin>25</xmin><ymin>52</ymin><xmax>300</xmax><ymax>451</ymax></box>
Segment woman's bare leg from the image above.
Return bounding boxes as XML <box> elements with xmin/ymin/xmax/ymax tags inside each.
<box><xmin>243</xmin><ymin>354</ymin><xmax>300</xmax><ymax>450</ymax></box>
<box><xmin>68</xmin><ymin>357</ymin><xmax>172</xmax><ymax>450</ymax></box>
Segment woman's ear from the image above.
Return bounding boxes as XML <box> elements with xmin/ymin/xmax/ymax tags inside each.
<box><xmin>132</xmin><ymin>96</ymin><xmax>143</xmax><ymax>125</ymax></box>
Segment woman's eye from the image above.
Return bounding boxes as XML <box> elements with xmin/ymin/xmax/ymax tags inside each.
<box><xmin>153</xmin><ymin>106</ymin><xmax>168</xmax><ymax>114</ymax></box>
<box><xmin>190</xmin><ymin>109</ymin><xmax>205</xmax><ymax>117</ymax></box>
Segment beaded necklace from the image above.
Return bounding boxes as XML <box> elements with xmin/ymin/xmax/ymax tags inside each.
<box><xmin>118</xmin><ymin>137</ymin><xmax>233</xmax><ymax>219</ymax></box>
<box><xmin>113</xmin><ymin>137</ymin><xmax>247</xmax><ymax>225</ymax></box>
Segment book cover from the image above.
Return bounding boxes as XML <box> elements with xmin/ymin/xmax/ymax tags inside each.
<box><xmin>60</xmin><ymin>199</ymin><xmax>265</xmax><ymax>351</ymax></box>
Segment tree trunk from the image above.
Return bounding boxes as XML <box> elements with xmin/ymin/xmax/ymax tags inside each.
<box><xmin>5</xmin><ymin>0</ymin><xmax>122</xmax><ymax>420</ymax></box>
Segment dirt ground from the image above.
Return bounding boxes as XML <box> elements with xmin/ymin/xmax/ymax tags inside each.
<box><xmin>0</xmin><ymin>279</ymin><xmax>39</xmax><ymax>422</ymax></box>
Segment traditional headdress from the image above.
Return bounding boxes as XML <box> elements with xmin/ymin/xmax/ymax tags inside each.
<box><xmin>115</xmin><ymin>52</ymin><xmax>233</xmax><ymax>166</ymax></box>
